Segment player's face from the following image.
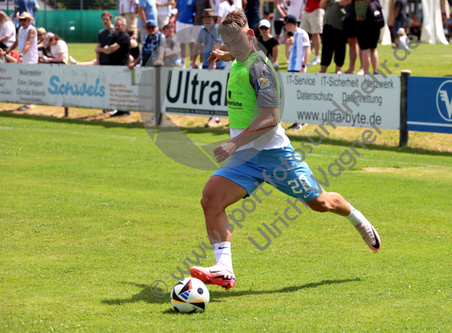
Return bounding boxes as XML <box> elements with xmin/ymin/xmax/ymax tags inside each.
<box><xmin>222</xmin><ymin>29</ymin><xmax>254</xmax><ymax>62</ymax></box>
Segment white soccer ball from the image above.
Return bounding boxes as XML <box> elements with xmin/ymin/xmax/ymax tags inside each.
<box><xmin>170</xmin><ymin>277</ymin><xmax>210</xmax><ymax>313</ymax></box>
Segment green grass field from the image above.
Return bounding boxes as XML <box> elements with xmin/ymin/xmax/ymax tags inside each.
<box><xmin>1</xmin><ymin>41</ymin><xmax>452</xmax><ymax>331</ymax></box>
<box><xmin>1</xmin><ymin>112</ymin><xmax>452</xmax><ymax>332</ymax></box>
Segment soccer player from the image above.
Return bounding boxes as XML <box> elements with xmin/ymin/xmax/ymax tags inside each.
<box><xmin>190</xmin><ymin>9</ymin><xmax>381</xmax><ymax>291</ymax></box>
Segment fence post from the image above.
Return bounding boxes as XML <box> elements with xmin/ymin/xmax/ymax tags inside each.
<box><xmin>64</xmin><ymin>107</ymin><xmax>69</xmax><ymax>117</ymax></box>
<box><xmin>155</xmin><ymin>66</ymin><xmax>162</xmax><ymax>126</ymax></box>
<box><xmin>399</xmin><ymin>70</ymin><xmax>411</xmax><ymax>147</ymax></box>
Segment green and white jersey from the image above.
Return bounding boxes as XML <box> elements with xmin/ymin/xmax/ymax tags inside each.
<box><xmin>227</xmin><ymin>50</ymin><xmax>290</xmax><ymax>151</ymax></box>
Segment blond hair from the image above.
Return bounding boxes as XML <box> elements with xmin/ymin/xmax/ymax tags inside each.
<box><xmin>218</xmin><ymin>9</ymin><xmax>248</xmax><ymax>37</ymax></box>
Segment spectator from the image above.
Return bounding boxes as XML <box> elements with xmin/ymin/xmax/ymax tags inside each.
<box><xmin>217</xmin><ymin>0</ymin><xmax>236</xmax><ymax>24</ymax></box>
<box><xmin>6</xmin><ymin>11</ymin><xmax>38</xmax><ymax>111</ymax></box>
<box><xmin>319</xmin><ymin>0</ymin><xmax>346</xmax><ymax>74</ymax></box>
<box><xmin>129</xmin><ymin>19</ymin><xmax>165</xmax><ymax>68</ymax></box>
<box><xmin>70</xmin><ymin>11</ymin><xmax>116</xmax><ymax>66</ymax></box>
<box><xmin>284</xmin><ymin>14</ymin><xmax>310</xmax><ymax>130</ymax></box>
<box><xmin>96</xmin><ymin>16</ymin><xmax>132</xmax><ymax>117</ymax></box>
<box><xmin>407</xmin><ymin>12</ymin><xmax>421</xmax><ymax>39</ymax></box>
<box><xmin>404</xmin><ymin>12</ymin><xmax>410</xmax><ymax>29</ymax></box>
<box><xmin>138</xmin><ymin>0</ymin><xmax>158</xmax><ymax>44</ymax></box>
<box><xmin>0</xmin><ymin>48</ymin><xmax>19</xmax><ymax>62</ymax></box>
<box><xmin>353</xmin><ymin>0</ymin><xmax>380</xmax><ymax>74</ymax></box>
<box><xmin>175</xmin><ymin>0</ymin><xmax>196</xmax><ymax>68</ymax></box>
<box><xmin>273</xmin><ymin>0</ymin><xmax>288</xmax><ymax>40</ymax></box>
<box><xmin>0</xmin><ymin>11</ymin><xmax>16</xmax><ymax>50</ymax></box>
<box><xmin>192</xmin><ymin>9</ymin><xmax>224</xmax><ymax>128</ymax></box>
<box><xmin>161</xmin><ymin>23</ymin><xmax>180</xmax><ymax>67</ymax></box>
<box><xmin>300</xmin><ymin>0</ymin><xmax>324</xmax><ymax>66</ymax></box>
<box><xmin>194</xmin><ymin>0</ymin><xmax>215</xmax><ymax>26</ymax></box>
<box><xmin>391</xmin><ymin>0</ymin><xmax>407</xmax><ymax>42</ymax></box>
<box><xmin>394</xmin><ymin>27</ymin><xmax>409</xmax><ymax>49</ymax></box>
<box><xmin>120</xmin><ymin>0</ymin><xmax>139</xmax><ymax>39</ymax></box>
<box><xmin>257</xmin><ymin>19</ymin><xmax>279</xmax><ymax>66</ymax></box>
<box><xmin>36</xmin><ymin>27</ymin><xmax>50</xmax><ymax>58</ymax></box>
<box><xmin>157</xmin><ymin>0</ymin><xmax>175</xmax><ymax>28</ymax></box>
<box><xmin>287</xmin><ymin>0</ymin><xmax>304</xmax><ymax>20</ymax></box>
<box><xmin>243</xmin><ymin>0</ymin><xmax>260</xmax><ymax>34</ymax></box>
<box><xmin>13</xmin><ymin>0</ymin><xmax>39</xmax><ymax>23</ymax></box>
<box><xmin>127</xmin><ymin>28</ymin><xmax>140</xmax><ymax>64</ymax></box>
<box><xmin>41</xmin><ymin>33</ymin><xmax>68</xmax><ymax>64</ymax></box>
<box><xmin>340</xmin><ymin>0</ymin><xmax>362</xmax><ymax>74</ymax></box>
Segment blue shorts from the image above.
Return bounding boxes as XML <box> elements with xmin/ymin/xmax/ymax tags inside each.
<box><xmin>212</xmin><ymin>146</ymin><xmax>323</xmax><ymax>201</ymax></box>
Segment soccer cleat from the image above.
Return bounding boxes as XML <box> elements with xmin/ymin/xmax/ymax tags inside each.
<box><xmin>354</xmin><ymin>220</ymin><xmax>381</xmax><ymax>252</ymax></box>
<box><xmin>190</xmin><ymin>263</ymin><xmax>236</xmax><ymax>290</ymax></box>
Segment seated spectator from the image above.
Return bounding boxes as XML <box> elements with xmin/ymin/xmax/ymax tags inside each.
<box><xmin>0</xmin><ymin>48</ymin><xmax>19</xmax><ymax>62</ymax></box>
<box><xmin>41</xmin><ymin>32</ymin><xmax>68</xmax><ymax>64</ymax></box>
<box><xmin>162</xmin><ymin>23</ymin><xmax>180</xmax><ymax>67</ymax></box>
<box><xmin>36</xmin><ymin>27</ymin><xmax>50</xmax><ymax>57</ymax></box>
<box><xmin>408</xmin><ymin>13</ymin><xmax>422</xmax><ymax>39</ymax></box>
<box><xmin>129</xmin><ymin>19</ymin><xmax>165</xmax><ymax>68</ymax></box>
<box><xmin>70</xmin><ymin>11</ymin><xmax>116</xmax><ymax>66</ymax></box>
<box><xmin>393</xmin><ymin>27</ymin><xmax>409</xmax><ymax>49</ymax></box>
<box><xmin>257</xmin><ymin>19</ymin><xmax>279</xmax><ymax>67</ymax></box>
<box><xmin>0</xmin><ymin>11</ymin><xmax>16</xmax><ymax>50</ymax></box>
<box><xmin>447</xmin><ymin>12</ymin><xmax>452</xmax><ymax>42</ymax></box>
<box><xmin>318</xmin><ymin>0</ymin><xmax>346</xmax><ymax>74</ymax></box>
<box><xmin>96</xmin><ymin>16</ymin><xmax>132</xmax><ymax>117</ymax></box>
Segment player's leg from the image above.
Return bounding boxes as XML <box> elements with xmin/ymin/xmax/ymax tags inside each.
<box><xmin>191</xmin><ymin>175</ymin><xmax>248</xmax><ymax>290</ymax></box>
<box><xmin>306</xmin><ymin>192</ymin><xmax>381</xmax><ymax>251</ymax></box>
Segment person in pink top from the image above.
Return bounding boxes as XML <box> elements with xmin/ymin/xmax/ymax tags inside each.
<box><xmin>300</xmin><ymin>0</ymin><xmax>324</xmax><ymax>66</ymax></box>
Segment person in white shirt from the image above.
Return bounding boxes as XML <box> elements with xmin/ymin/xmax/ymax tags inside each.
<box><xmin>284</xmin><ymin>14</ymin><xmax>310</xmax><ymax>73</ymax></box>
<box><xmin>0</xmin><ymin>11</ymin><xmax>16</xmax><ymax>50</ymax></box>
<box><xmin>157</xmin><ymin>0</ymin><xmax>175</xmax><ymax>28</ymax></box>
<box><xmin>217</xmin><ymin>0</ymin><xmax>236</xmax><ymax>24</ymax></box>
<box><xmin>5</xmin><ymin>11</ymin><xmax>38</xmax><ymax>111</ymax></box>
<box><xmin>393</xmin><ymin>27</ymin><xmax>409</xmax><ymax>50</ymax></box>
<box><xmin>119</xmin><ymin>0</ymin><xmax>139</xmax><ymax>38</ymax></box>
<box><xmin>42</xmin><ymin>32</ymin><xmax>69</xmax><ymax>64</ymax></box>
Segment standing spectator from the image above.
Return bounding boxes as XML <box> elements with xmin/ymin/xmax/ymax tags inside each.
<box><xmin>273</xmin><ymin>0</ymin><xmax>288</xmax><ymax>40</ymax></box>
<box><xmin>257</xmin><ymin>19</ymin><xmax>279</xmax><ymax>66</ymax></box>
<box><xmin>300</xmin><ymin>0</ymin><xmax>324</xmax><ymax>66</ymax></box>
<box><xmin>70</xmin><ymin>11</ymin><xmax>116</xmax><ymax>66</ymax></box>
<box><xmin>13</xmin><ymin>0</ymin><xmax>39</xmax><ymax>23</ymax></box>
<box><xmin>120</xmin><ymin>0</ymin><xmax>139</xmax><ymax>39</ymax></box>
<box><xmin>129</xmin><ymin>19</ymin><xmax>165</xmax><ymax>68</ymax></box>
<box><xmin>217</xmin><ymin>0</ymin><xmax>236</xmax><ymax>24</ymax></box>
<box><xmin>41</xmin><ymin>32</ymin><xmax>68</xmax><ymax>64</ymax></box>
<box><xmin>243</xmin><ymin>0</ymin><xmax>260</xmax><ymax>34</ymax></box>
<box><xmin>97</xmin><ymin>16</ymin><xmax>132</xmax><ymax>117</ymax></box>
<box><xmin>175</xmin><ymin>0</ymin><xmax>196</xmax><ymax>68</ymax></box>
<box><xmin>194</xmin><ymin>0</ymin><xmax>215</xmax><ymax>26</ymax></box>
<box><xmin>157</xmin><ymin>0</ymin><xmax>175</xmax><ymax>28</ymax></box>
<box><xmin>138</xmin><ymin>0</ymin><xmax>158</xmax><ymax>44</ymax></box>
<box><xmin>287</xmin><ymin>0</ymin><xmax>304</xmax><ymax>20</ymax></box>
<box><xmin>318</xmin><ymin>0</ymin><xmax>346</xmax><ymax>74</ymax></box>
<box><xmin>0</xmin><ymin>11</ymin><xmax>16</xmax><ymax>50</ymax></box>
<box><xmin>390</xmin><ymin>0</ymin><xmax>407</xmax><ymax>42</ymax></box>
<box><xmin>127</xmin><ymin>29</ymin><xmax>140</xmax><ymax>64</ymax></box>
<box><xmin>192</xmin><ymin>9</ymin><xmax>224</xmax><ymax>128</ymax></box>
<box><xmin>284</xmin><ymin>14</ymin><xmax>310</xmax><ymax>130</ymax></box>
<box><xmin>340</xmin><ymin>0</ymin><xmax>362</xmax><ymax>74</ymax></box>
<box><xmin>6</xmin><ymin>11</ymin><xmax>38</xmax><ymax>111</ymax></box>
<box><xmin>447</xmin><ymin>12</ymin><xmax>452</xmax><ymax>42</ymax></box>
<box><xmin>353</xmin><ymin>0</ymin><xmax>380</xmax><ymax>74</ymax></box>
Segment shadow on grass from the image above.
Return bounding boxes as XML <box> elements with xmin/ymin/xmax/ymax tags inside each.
<box><xmin>101</xmin><ymin>278</ymin><xmax>361</xmax><ymax>307</ymax></box>
<box><xmin>2</xmin><ymin>109</ymin><xmax>451</xmax><ymax>158</ymax></box>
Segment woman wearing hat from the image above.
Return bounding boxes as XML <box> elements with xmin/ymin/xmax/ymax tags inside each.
<box><xmin>257</xmin><ymin>19</ymin><xmax>279</xmax><ymax>67</ymax></box>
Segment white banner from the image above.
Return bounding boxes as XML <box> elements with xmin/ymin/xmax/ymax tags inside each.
<box><xmin>0</xmin><ymin>64</ymin><xmax>155</xmax><ymax>112</ymax></box>
<box><xmin>1</xmin><ymin>64</ymin><xmax>400</xmax><ymax>129</ymax></box>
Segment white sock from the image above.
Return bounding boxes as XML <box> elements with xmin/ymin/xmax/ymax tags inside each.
<box><xmin>213</xmin><ymin>241</ymin><xmax>233</xmax><ymax>271</ymax></box>
<box><xmin>314</xmin><ymin>55</ymin><xmax>320</xmax><ymax>60</ymax></box>
<box><xmin>346</xmin><ymin>203</ymin><xmax>365</xmax><ymax>226</ymax></box>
